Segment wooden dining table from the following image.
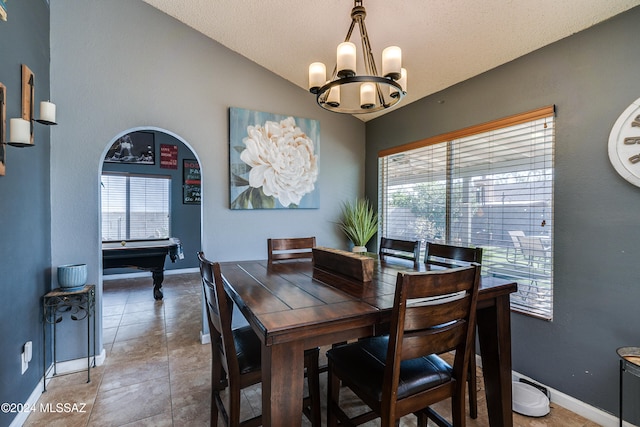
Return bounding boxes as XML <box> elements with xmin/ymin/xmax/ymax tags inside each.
<box><xmin>219</xmin><ymin>255</ymin><xmax>517</xmax><ymax>427</ymax></box>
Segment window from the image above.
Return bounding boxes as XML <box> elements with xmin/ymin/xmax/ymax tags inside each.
<box><xmin>101</xmin><ymin>173</ymin><xmax>171</xmax><ymax>241</ymax></box>
<box><xmin>379</xmin><ymin>106</ymin><xmax>555</xmax><ymax>319</ymax></box>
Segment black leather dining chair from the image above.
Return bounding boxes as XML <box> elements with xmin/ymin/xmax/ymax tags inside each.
<box><xmin>326</xmin><ymin>265</ymin><xmax>481</xmax><ymax>427</ymax></box>
<box><xmin>198</xmin><ymin>252</ymin><xmax>321</xmax><ymax>427</ymax></box>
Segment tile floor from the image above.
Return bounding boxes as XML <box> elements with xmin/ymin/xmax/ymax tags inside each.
<box><xmin>24</xmin><ymin>272</ymin><xmax>599</xmax><ymax>426</ymax></box>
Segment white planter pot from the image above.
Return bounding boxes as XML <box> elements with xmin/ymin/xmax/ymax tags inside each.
<box><xmin>352</xmin><ymin>246</ymin><xmax>367</xmax><ymax>253</ymax></box>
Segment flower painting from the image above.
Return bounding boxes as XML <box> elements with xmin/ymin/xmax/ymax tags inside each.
<box><xmin>230</xmin><ymin>108</ymin><xmax>320</xmax><ymax>209</ymax></box>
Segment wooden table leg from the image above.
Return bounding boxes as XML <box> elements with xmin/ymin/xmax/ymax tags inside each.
<box><xmin>261</xmin><ymin>340</ymin><xmax>305</xmax><ymax>427</ymax></box>
<box><xmin>477</xmin><ymin>294</ymin><xmax>513</xmax><ymax>427</ymax></box>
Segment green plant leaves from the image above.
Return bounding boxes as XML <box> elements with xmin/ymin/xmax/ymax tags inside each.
<box><xmin>339</xmin><ymin>198</ymin><xmax>378</xmax><ymax>247</ymax></box>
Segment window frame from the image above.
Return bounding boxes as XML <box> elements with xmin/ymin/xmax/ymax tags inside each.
<box><xmin>378</xmin><ymin>105</ymin><xmax>555</xmax><ymax>320</ymax></box>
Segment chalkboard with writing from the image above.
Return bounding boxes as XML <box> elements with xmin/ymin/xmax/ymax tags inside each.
<box><xmin>183</xmin><ymin>159</ymin><xmax>201</xmax><ymax>204</ymax></box>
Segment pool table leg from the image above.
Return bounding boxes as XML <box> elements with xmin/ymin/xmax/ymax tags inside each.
<box><xmin>152</xmin><ymin>270</ymin><xmax>164</xmax><ymax>300</ymax></box>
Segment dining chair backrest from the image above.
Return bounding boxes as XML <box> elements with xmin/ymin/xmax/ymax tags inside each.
<box><xmin>387</xmin><ymin>265</ymin><xmax>481</xmax><ymax>423</ymax></box>
<box><xmin>388</xmin><ymin>264</ymin><xmax>480</xmax><ymax>376</ymax></box>
<box><xmin>268</xmin><ymin>237</ymin><xmax>316</xmax><ymax>266</ymax></box>
<box><xmin>379</xmin><ymin>237</ymin><xmax>421</xmax><ymax>263</ymax></box>
<box><xmin>424</xmin><ymin>242</ymin><xmax>483</xmax><ymax>268</ymax></box>
<box><xmin>198</xmin><ymin>252</ymin><xmax>242</xmax><ymax>381</ymax></box>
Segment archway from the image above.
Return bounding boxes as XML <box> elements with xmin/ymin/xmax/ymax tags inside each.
<box><xmin>98</xmin><ymin>126</ymin><xmax>203</xmax><ymax>346</ymax></box>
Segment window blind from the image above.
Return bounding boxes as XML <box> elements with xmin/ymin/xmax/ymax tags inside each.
<box><xmin>379</xmin><ymin>106</ymin><xmax>555</xmax><ymax>319</ymax></box>
<box><xmin>101</xmin><ymin>173</ymin><xmax>171</xmax><ymax>241</ymax></box>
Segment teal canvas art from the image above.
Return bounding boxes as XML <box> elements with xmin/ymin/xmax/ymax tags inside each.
<box><xmin>229</xmin><ymin>107</ymin><xmax>320</xmax><ymax>209</ymax></box>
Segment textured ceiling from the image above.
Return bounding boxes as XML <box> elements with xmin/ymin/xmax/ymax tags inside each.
<box><xmin>143</xmin><ymin>0</ymin><xmax>640</xmax><ymax>121</ymax></box>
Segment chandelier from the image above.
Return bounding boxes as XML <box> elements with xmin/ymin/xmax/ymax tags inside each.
<box><xmin>308</xmin><ymin>0</ymin><xmax>407</xmax><ymax>114</ymax></box>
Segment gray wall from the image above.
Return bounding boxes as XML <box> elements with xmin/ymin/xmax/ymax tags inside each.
<box><xmin>49</xmin><ymin>0</ymin><xmax>364</xmax><ymax>362</ymax></box>
<box><xmin>366</xmin><ymin>6</ymin><xmax>640</xmax><ymax>423</ymax></box>
<box><xmin>0</xmin><ymin>1</ymin><xmax>51</xmax><ymax>426</ymax></box>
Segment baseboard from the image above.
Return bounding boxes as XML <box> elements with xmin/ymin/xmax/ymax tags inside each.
<box><xmin>8</xmin><ymin>377</ymin><xmax>44</xmax><ymax>427</ymax></box>
<box><xmin>168</xmin><ymin>267</ymin><xmax>199</xmax><ymax>275</ymax></box>
<box><xmin>102</xmin><ymin>267</ymin><xmax>199</xmax><ymax>281</ymax></box>
<box><xmin>45</xmin><ymin>348</ymin><xmax>106</xmax><ymax>378</ymax></box>
<box><xmin>9</xmin><ymin>348</ymin><xmax>106</xmax><ymax>427</ymax></box>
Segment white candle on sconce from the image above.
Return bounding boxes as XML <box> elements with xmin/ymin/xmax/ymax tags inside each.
<box><xmin>9</xmin><ymin>118</ymin><xmax>31</xmax><ymax>145</ymax></box>
<box><xmin>39</xmin><ymin>101</ymin><xmax>56</xmax><ymax>124</ymax></box>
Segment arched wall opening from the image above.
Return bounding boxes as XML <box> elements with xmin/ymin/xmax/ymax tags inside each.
<box><xmin>97</xmin><ymin>126</ymin><xmax>204</xmax><ymax>349</ymax></box>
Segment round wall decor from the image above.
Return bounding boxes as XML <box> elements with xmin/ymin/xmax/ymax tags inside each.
<box><xmin>608</xmin><ymin>97</ymin><xmax>640</xmax><ymax>187</ymax></box>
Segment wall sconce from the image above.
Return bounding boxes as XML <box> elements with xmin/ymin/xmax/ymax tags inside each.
<box><xmin>7</xmin><ymin>101</ymin><xmax>57</xmax><ymax>147</ymax></box>
<box><xmin>6</xmin><ymin>65</ymin><xmax>57</xmax><ymax>148</ymax></box>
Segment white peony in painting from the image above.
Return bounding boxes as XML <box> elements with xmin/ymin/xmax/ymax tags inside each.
<box><xmin>230</xmin><ymin>108</ymin><xmax>320</xmax><ymax>209</ymax></box>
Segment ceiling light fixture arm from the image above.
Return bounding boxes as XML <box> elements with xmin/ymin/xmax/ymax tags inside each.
<box><xmin>353</xmin><ymin>6</ymin><xmax>390</xmax><ymax>109</ymax></box>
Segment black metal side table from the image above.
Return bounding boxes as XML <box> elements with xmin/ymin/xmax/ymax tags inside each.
<box><xmin>42</xmin><ymin>285</ymin><xmax>96</xmax><ymax>391</ymax></box>
<box><xmin>618</xmin><ymin>346</ymin><xmax>640</xmax><ymax>427</ymax></box>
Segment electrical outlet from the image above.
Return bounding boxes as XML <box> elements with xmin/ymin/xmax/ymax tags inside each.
<box><xmin>24</xmin><ymin>341</ymin><xmax>32</xmax><ymax>362</ymax></box>
<box><xmin>21</xmin><ymin>341</ymin><xmax>32</xmax><ymax>375</ymax></box>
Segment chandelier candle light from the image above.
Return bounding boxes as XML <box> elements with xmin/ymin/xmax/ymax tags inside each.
<box><xmin>308</xmin><ymin>0</ymin><xmax>407</xmax><ymax>114</ymax></box>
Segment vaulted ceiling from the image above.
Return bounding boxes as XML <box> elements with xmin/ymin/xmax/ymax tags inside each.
<box><xmin>143</xmin><ymin>0</ymin><xmax>640</xmax><ymax>121</ymax></box>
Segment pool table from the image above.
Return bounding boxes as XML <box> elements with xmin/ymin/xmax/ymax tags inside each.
<box><xmin>102</xmin><ymin>237</ymin><xmax>183</xmax><ymax>300</ymax></box>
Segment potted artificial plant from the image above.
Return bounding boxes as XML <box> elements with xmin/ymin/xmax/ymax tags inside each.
<box><xmin>339</xmin><ymin>198</ymin><xmax>378</xmax><ymax>252</ymax></box>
